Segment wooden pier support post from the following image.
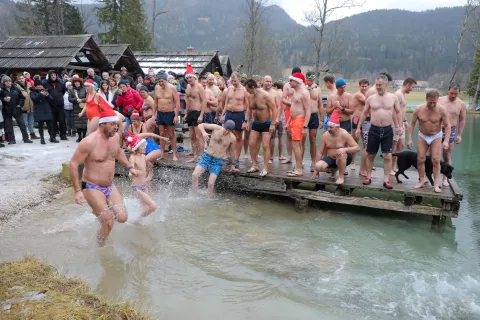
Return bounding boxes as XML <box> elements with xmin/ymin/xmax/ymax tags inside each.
<box><xmin>431</xmin><ymin>215</ymin><xmax>447</xmax><ymax>232</ymax></box>
<box><xmin>295</xmin><ymin>198</ymin><xmax>309</xmax><ymax>213</ymax></box>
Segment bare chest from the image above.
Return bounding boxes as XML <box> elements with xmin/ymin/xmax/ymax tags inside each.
<box><xmin>325</xmin><ymin>136</ymin><xmax>347</xmax><ymax>149</ymax></box>
<box><xmin>418</xmin><ymin>108</ymin><xmax>442</xmax><ymax>124</ymax></box>
<box><xmin>88</xmin><ymin>142</ymin><xmax>117</xmax><ymax>163</ymax></box>
<box><xmin>371</xmin><ymin>97</ymin><xmax>394</xmax><ymax>111</ymax></box>
<box><xmin>157</xmin><ymin>88</ymin><xmax>173</xmax><ymax>100</ymax></box>
<box><xmin>228</xmin><ymin>89</ymin><xmax>244</xmax><ymax>102</ymax></box>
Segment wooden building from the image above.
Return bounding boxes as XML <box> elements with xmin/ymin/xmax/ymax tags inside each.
<box><xmin>0</xmin><ymin>34</ymin><xmax>109</xmax><ymax>78</ymax></box>
<box><xmin>218</xmin><ymin>55</ymin><xmax>232</xmax><ymax>77</ymax></box>
<box><xmin>134</xmin><ymin>50</ymin><xmax>223</xmax><ymax>77</ymax></box>
<box><xmin>98</xmin><ymin>44</ymin><xmax>143</xmax><ymax>76</ymax></box>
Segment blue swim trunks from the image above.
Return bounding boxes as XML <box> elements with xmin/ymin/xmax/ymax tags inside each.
<box><xmin>197</xmin><ymin>152</ymin><xmax>223</xmax><ymax>176</ymax></box>
<box><xmin>145</xmin><ymin>138</ymin><xmax>160</xmax><ymax>155</ymax></box>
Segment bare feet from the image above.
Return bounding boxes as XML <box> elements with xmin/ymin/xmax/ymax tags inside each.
<box><xmin>390</xmin><ymin>170</ymin><xmax>396</xmax><ymax>176</ymax></box>
<box><xmin>350</xmin><ymin>163</ymin><xmax>356</xmax><ymax>170</ymax></box>
<box><xmin>186</xmin><ymin>157</ymin><xmax>198</xmax><ymax>164</ymax></box>
<box><xmin>244</xmin><ymin>154</ymin><xmax>249</xmax><ymax>160</ymax></box>
<box><xmin>279</xmin><ymin>156</ymin><xmax>287</xmax><ymax>160</ymax></box>
<box><xmin>414</xmin><ymin>180</ymin><xmax>425</xmax><ymax>189</ymax></box>
<box><xmin>172</xmin><ymin>155</ymin><xmax>179</xmax><ymax>161</ymax></box>
<box><xmin>443</xmin><ymin>178</ymin><xmax>450</xmax><ymax>187</ymax></box>
<box><xmin>359</xmin><ymin>171</ymin><xmax>367</xmax><ymax>177</ymax></box>
<box><xmin>281</xmin><ymin>158</ymin><xmax>292</xmax><ymax>164</ymax></box>
<box><xmin>268</xmin><ymin>160</ymin><xmax>273</xmax><ymax>164</ymax></box>
<box><xmin>335</xmin><ymin>177</ymin><xmax>344</xmax><ymax>185</ymax></box>
<box><xmin>434</xmin><ymin>186</ymin><xmax>442</xmax><ymax>193</ymax></box>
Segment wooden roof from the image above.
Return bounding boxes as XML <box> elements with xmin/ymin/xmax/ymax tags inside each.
<box><xmin>98</xmin><ymin>44</ymin><xmax>143</xmax><ymax>75</ymax></box>
<box><xmin>0</xmin><ymin>34</ymin><xmax>109</xmax><ymax>70</ymax></box>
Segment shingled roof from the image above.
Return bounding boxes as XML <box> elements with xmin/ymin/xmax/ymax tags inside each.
<box><xmin>134</xmin><ymin>51</ymin><xmax>223</xmax><ymax>76</ymax></box>
<box><xmin>219</xmin><ymin>55</ymin><xmax>232</xmax><ymax>77</ymax></box>
<box><xmin>0</xmin><ymin>34</ymin><xmax>109</xmax><ymax>70</ymax></box>
<box><xmin>98</xmin><ymin>44</ymin><xmax>143</xmax><ymax>75</ymax></box>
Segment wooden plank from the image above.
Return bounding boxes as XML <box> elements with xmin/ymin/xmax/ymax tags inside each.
<box><xmin>289</xmin><ymin>189</ymin><xmax>457</xmax><ymax>217</ymax></box>
<box><xmin>448</xmin><ymin>178</ymin><xmax>463</xmax><ymax>201</ymax></box>
<box><xmin>219</xmin><ymin>175</ymin><xmax>286</xmax><ymax>192</ymax></box>
<box><xmin>157</xmin><ymin>157</ymin><xmax>459</xmax><ymax>202</ymax></box>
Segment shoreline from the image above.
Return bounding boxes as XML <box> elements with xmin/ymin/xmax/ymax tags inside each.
<box><xmin>0</xmin><ymin>257</ymin><xmax>147</xmax><ymax>319</ymax></box>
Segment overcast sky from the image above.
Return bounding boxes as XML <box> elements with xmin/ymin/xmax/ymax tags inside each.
<box><xmin>276</xmin><ymin>0</ymin><xmax>466</xmax><ymax>25</ymax></box>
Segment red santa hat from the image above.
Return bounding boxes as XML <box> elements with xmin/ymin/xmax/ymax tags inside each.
<box><xmin>125</xmin><ymin>134</ymin><xmax>146</xmax><ymax>152</ymax></box>
<box><xmin>327</xmin><ymin>109</ymin><xmax>340</xmax><ymax>127</ymax></box>
<box><xmin>84</xmin><ymin>79</ymin><xmax>95</xmax><ymax>87</ymax></box>
<box><xmin>185</xmin><ymin>63</ymin><xmax>196</xmax><ymax>78</ymax></box>
<box><xmin>289</xmin><ymin>72</ymin><xmax>306</xmax><ymax>85</ymax></box>
<box><xmin>98</xmin><ymin>105</ymin><xmax>120</xmax><ymax>124</ymax></box>
<box><xmin>130</xmin><ymin>112</ymin><xmax>141</xmax><ymax>122</ymax></box>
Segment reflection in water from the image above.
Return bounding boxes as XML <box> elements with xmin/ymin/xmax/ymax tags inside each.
<box><xmin>0</xmin><ymin>117</ymin><xmax>480</xmax><ymax>319</ymax></box>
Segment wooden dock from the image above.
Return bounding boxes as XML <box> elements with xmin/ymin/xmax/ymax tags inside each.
<box><xmin>115</xmin><ymin>154</ymin><xmax>463</xmax><ymax>228</ymax></box>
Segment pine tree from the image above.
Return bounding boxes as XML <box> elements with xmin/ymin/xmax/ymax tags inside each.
<box><xmin>96</xmin><ymin>0</ymin><xmax>151</xmax><ymax>51</ymax></box>
<box><xmin>467</xmin><ymin>50</ymin><xmax>480</xmax><ymax>97</ymax></box>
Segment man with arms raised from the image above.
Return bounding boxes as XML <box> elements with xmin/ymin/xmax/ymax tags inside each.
<box><xmin>407</xmin><ymin>90</ymin><xmax>450</xmax><ymax>192</ymax></box>
<box><xmin>281</xmin><ymin>67</ymin><xmax>302</xmax><ymax>164</ymax></box>
<box><xmin>69</xmin><ymin>107</ymin><xmax>137</xmax><ymax>247</ymax></box>
<box><xmin>192</xmin><ymin>120</ymin><xmax>239</xmax><ymax>195</ymax></box>
<box><xmin>286</xmin><ymin>72</ymin><xmax>311</xmax><ymax>177</ymax></box>
<box><xmin>263</xmin><ymin>75</ymin><xmax>283</xmax><ymax>163</ymax></box>
<box><xmin>351</xmin><ymin>79</ymin><xmax>369</xmax><ymax>173</ymax></box>
<box><xmin>438</xmin><ymin>85</ymin><xmax>466</xmax><ymax>186</ymax></box>
<box><xmin>221</xmin><ymin>72</ymin><xmax>249</xmax><ymax>166</ymax></box>
<box><xmin>244</xmin><ymin>79</ymin><xmax>277</xmax><ymax>176</ymax></box>
<box><xmin>355</xmin><ymin>75</ymin><xmax>401</xmax><ymax>189</ymax></box>
<box><xmin>391</xmin><ymin>78</ymin><xmax>417</xmax><ymax>174</ymax></box>
<box><xmin>304</xmin><ymin>72</ymin><xmax>324</xmax><ymax>172</ymax></box>
<box><xmin>184</xmin><ymin>63</ymin><xmax>206</xmax><ymax>163</ymax></box>
<box><xmin>155</xmin><ymin>71</ymin><xmax>179</xmax><ymax>160</ymax></box>
<box><xmin>200</xmin><ymin>75</ymin><xmax>218</xmax><ymax>124</ymax></box>
<box><xmin>311</xmin><ymin>110</ymin><xmax>360</xmax><ymax>185</ymax></box>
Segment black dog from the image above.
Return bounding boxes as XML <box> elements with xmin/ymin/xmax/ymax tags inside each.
<box><xmin>393</xmin><ymin>151</ymin><xmax>454</xmax><ymax>186</ymax></box>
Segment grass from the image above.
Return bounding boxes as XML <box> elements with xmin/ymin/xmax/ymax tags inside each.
<box><xmin>0</xmin><ymin>257</ymin><xmax>149</xmax><ymax>320</ymax></box>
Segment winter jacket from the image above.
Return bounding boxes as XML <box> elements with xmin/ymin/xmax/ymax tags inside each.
<box><xmin>0</xmin><ymin>101</ymin><xmax>4</xmax><ymax>128</ymax></box>
<box><xmin>115</xmin><ymin>87</ymin><xmax>143</xmax><ymax>116</ymax></box>
<box><xmin>42</xmin><ymin>70</ymin><xmax>66</xmax><ymax>108</ymax></box>
<box><xmin>25</xmin><ymin>78</ymin><xmax>34</xmax><ymax>88</ymax></box>
<box><xmin>68</xmin><ymin>87</ymin><xmax>87</xmax><ymax>129</ymax></box>
<box><xmin>63</xmin><ymin>92</ymin><xmax>73</xmax><ymax>110</ymax></box>
<box><xmin>145</xmin><ymin>82</ymin><xmax>156</xmax><ymax>92</ymax></box>
<box><xmin>98</xmin><ymin>89</ymin><xmax>115</xmax><ymax>105</ymax></box>
<box><xmin>0</xmin><ymin>84</ymin><xmax>25</xmax><ymax>116</ymax></box>
<box><xmin>14</xmin><ymin>81</ymin><xmax>34</xmax><ymax>113</ymax></box>
<box><xmin>86</xmin><ymin>74</ymin><xmax>102</xmax><ymax>87</ymax></box>
<box><xmin>30</xmin><ymin>88</ymin><xmax>53</xmax><ymax>122</ymax></box>
<box><xmin>179</xmin><ymin>78</ymin><xmax>188</xmax><ymax>94</ymax></box>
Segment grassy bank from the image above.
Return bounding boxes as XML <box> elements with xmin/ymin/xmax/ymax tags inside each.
<box><xmin>0</xmin><ymin>257</ymin><xmax>148</xmax><ymax>319</ymax></box>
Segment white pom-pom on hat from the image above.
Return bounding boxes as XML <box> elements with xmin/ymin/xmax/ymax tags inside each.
<box><xmin>127</xmin><ymin>137</ymin><xmax>133</xmax><ymax>142</ymax></box>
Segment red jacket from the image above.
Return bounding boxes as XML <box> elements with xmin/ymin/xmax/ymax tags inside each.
<box><xmin>116</xmin><ymin>87</ymin><xmax>143</xmax><ymax>116</ymax></box>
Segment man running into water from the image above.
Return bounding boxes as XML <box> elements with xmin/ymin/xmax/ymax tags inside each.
<box><xmin>391</xmin><ymin>78</ymin><xmax>416</xmax><ymax>175</ymax></box>
<box><xmin>200</xmin><ymin>75</ymin><xmax>218</xmax><ymax>124</ymax></box>
<box><xmin>355</xmin><ymin>75</ymin><xmax>401</xmax><ymax>189</ymax></box>
<box><xmin>263</xmin><ymin>75</ymin><xmax>283</xmax><ymax>163</ymax></box>
<box><xmin>281</xmin><ymin>67</ymin><xmax>302</xmax><ymax>164</ymax></box>
<box><xmin>438</xmin><ymin>85</ymin><xmax>466</xmax><ymax>186</ymax></box>
<box><xmin>286</xmin><ymin>72</ymin><xmax>311</xmax><ymax>177</ymax></box>
<box><xmin>311</xmin><ymin>110</ymin><xmax>360</xmax><ymax>185</ymax></box>
<box><xmin>192</xmin><ymin>120</ymin><xmax>239</xmax><ymax>195</ymax></box>
<box><xmin>304</xmin><ymin>72</ymin><xmax>324</xmax><ymax>172</ymax></box>
<box><xmin>184</xmin><ymin>63</ymin><xmax>206</xmax><ymax>163</ymax></box>
<box><xmin>155</xmin><ymin>71</ymin><xmax>179</xmax><ymax>160</ymax></box>
<box><xmin>407</xmin><ymin>90</ymin><xmax>451</xmax><ymax>193</ymax></box>
<box><xmin>244</xmin><ymin>79</ymin><xmax>277</xmax><ymax>176</ymax></box>
<box><xmin>69</xmin><ymin>107</ymin><xmax>138</xmax><ymax>247</ymax></box>
<box><xmin>351</xmin><ymin>79</ymin><xmax>369</xmax><ymax>173</ymax></box>
<box><xmin>221</xmin><ymin>72</ymin><xmax>249</xmax><ymax>166</ymax></box>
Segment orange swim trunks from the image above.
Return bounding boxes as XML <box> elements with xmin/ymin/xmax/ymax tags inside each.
<box><xmin>290</xmin><ymin>117</ymin><xmax>305</xmax><ymax>141</ymax></box>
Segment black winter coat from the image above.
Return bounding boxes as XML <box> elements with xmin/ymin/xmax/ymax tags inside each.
<box><xmin>42</xmin><ymin>78</ymin><xmax>66</xmax><ymax>108</ymax></box>
<box><xmin>30</xmin><ymin>88</ymin><xmax>53</xmax><ymax>122</ymax></box>
<box><xmin>68</xmin><ymin>87</ymin><xmax>88</xmax><ymax>129</ymax></box>
<box><xmin>0</xmin><ymin>85</ymin><xmax>25</xmax><ymax>116</ymax></box>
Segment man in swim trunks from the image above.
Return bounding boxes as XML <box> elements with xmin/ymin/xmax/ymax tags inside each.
<box><xmin>438</xmin><ymin>85</ymin><xmax>466</xmax><ymax>186</ymax></box>
<box><xmin>192</xmin><ymin>120</ymin><xmax>239</xmax><ymax>195</ymax></box>
<box><xmin>355</xmin><ymin>75</ymin><xmax>402</xmax><ymax>189</ymax></box>
<box><xmin>184</xmin><ymin>63</ymin><xmax>206</xmax><ymax>163</ymax></box>
<box><xmin>69</xmin><ymin>107</ymin><xmax>138</xmax><ymax>247</ymax></box>
<box><xmin>155</xmin><ymin>71</ymin><xmax>179</xmax><ymax>160</ymax></box>
<box><xmin>351</xmin><ymin>79</ymin><xmax>369</xmax><ymax>174</ymax></box>
<box><xmin>263</xmin><ymin>75</ymin><xmax>283</xmax><ymax>163</ymax></box>
<box><xmin>311</xmin><ymin>110</ymin><xmax>360</xmax><ymax>185</ymax></box>
<box><xmin>200</xmin><ymin>75</ymin><xmax>218</xmax><ymax>124</ymax></box>
<box><xmin>326</xmin><ymin>78</ymin><xmax>353</xmax><ymax>134</ymax></box>
<box><xmin>286</xmin><ymin>72</ymin><xmax>311</xmax><ymax>177</ymax></box>
<box><xmin>281</xmin><ymin>67</ymin><xmax>302</xmax><ymax>164</ymax></box>
<box><xmin>304</xmin><ymin>71</ymin><xmax>324</xmax><ymax>172</ymax></box>
<box><xmin>407</xmin><ymin>89</ymin><xmax>451</xmax><ymax>193</ymax></box>
<box><xmin>322</xmin><ymin>75</ymin><xmax>337</xmax><ymax>131</ymax></box>
<box><xmin>244</xmin><ymin>79</ymin><xmax>277</xmax><ymax>176</ymax></box>
<box><xmin>271</xmin><ymin>81</ymin><xmax>286</xmax><ymax>161</ymax></box>
<box><xmin>207</xmin><ymin>73</ymin><xmax>222</xmax><ymax>120</ymax></box>
<box><xmin>221</xmin><ymin>72</ymin><xmax>249</xmax><ymax>165</ymax></box>
<box><xmin>392</xmin><ymin>78</ymin><xmax>417</xmax><ymax>175</ymax></box>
